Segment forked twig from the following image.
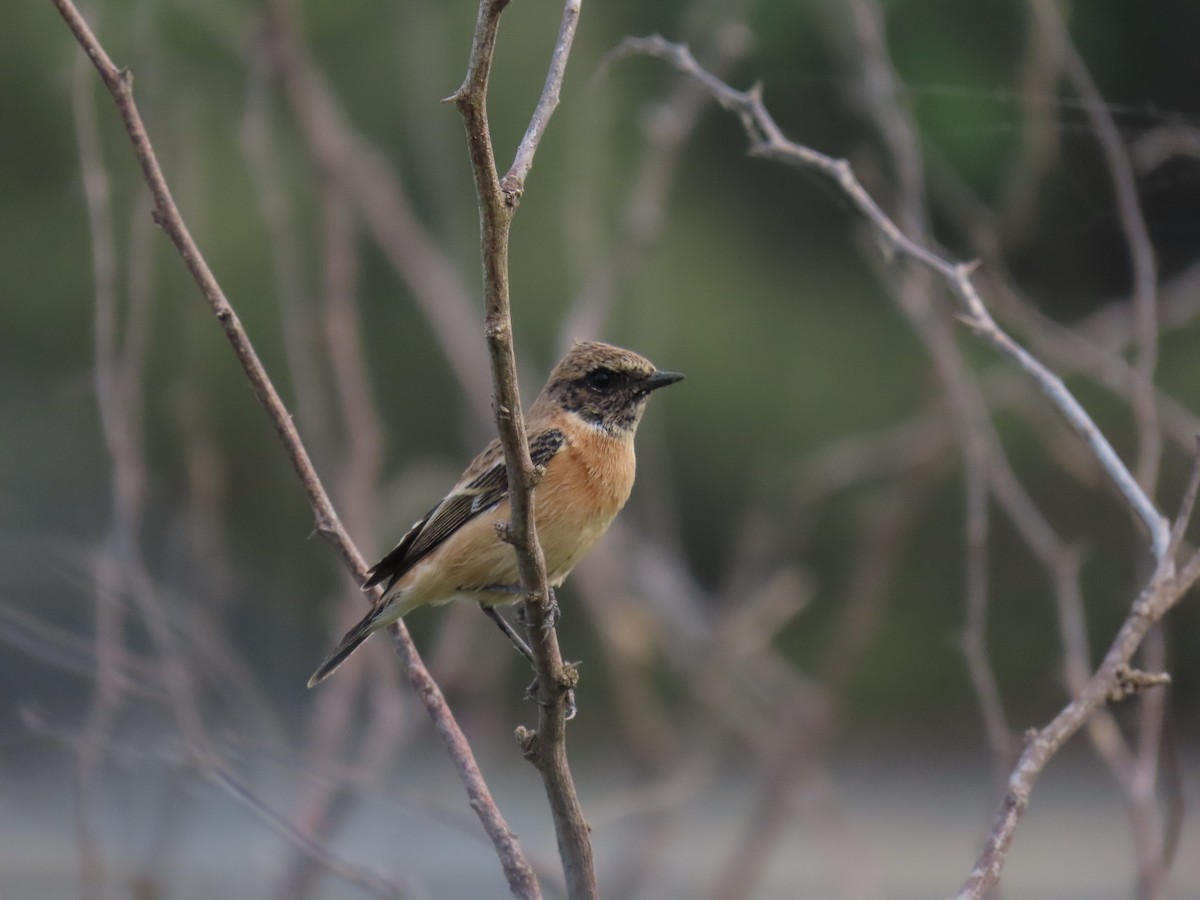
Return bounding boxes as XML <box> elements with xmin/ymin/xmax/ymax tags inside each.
<box><xmin>448</xmin><ymin>1</ymin><xmax>597</xmax><ymax>897</ymax></box>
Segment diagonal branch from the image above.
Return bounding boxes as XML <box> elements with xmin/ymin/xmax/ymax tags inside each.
<box><xmin>502</xmin><ymin>0</ymin><xmax>582</xmax><ymax>198</ymax></box>
<box><xmin>952</xmin><ymin>542</ymin><xmax>1200</xmax><ymax>900</ymax></box>
<box><xmin>449</xmin><ymin>2</ymin><xmax>597</xmax><ymax>898</ymax></box>
<box><xmin>50</xmin><ymin>3</ymin><xmax>539</xmax><ymax>898</ymax></box>
<box><xmin>613</xmin><ymin>34</ymin><xmax>1170</xmax><ymax>563</ymax></box>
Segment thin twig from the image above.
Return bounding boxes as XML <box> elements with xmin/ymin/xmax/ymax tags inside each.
<box><xmin>71</xmin><ymin>38</ymin><xmax>129</xmax><ymax>896</ymax></box>
<box><xmin>1132</xmin><ymin>124</ymin><xmax>1200</xmax><ymax>172</ymax></box>
<box><xmin>988</xmin><ymin>280</ymin><xmax>1200</xmax><ymax>454</ymax></box>
<box><xmin>26</xmin><ymin>701</ymin><xmax>411</xmax><ymax>897</ymax></box>
<box><xmin>239</xmin><ymin>63</ymin><xmax>382</xmax><ymax>898</ymax></box>
<box><xmin>449</xmin><ymin>2</ymin><xmax>596</xmax><ymax>897</ymax></box>
<box><xmin>1074</xmin><ymin>257</ymin><xmax>1200</xmax><ymax>360</ymax></box>
<box><xmin>711</xmin><ymin>481</ymin><xmax>921</xmax><ymax>900</ymax></box>
<box><xmin>998</xmin><ymin>4</ymin><xmax>1064</xmax><ymax>232</ymax></box>
<box><xmin>242</xmin><ymin>20</ymin><xmax>421</xmax><ymax>895</ymax></box>
<box><xmin>951</xmin><ymin>556</ymin><xmax>1200</xmax><ymax>900</ymax></box>
<box><xmin>962</xmin><ymin>440</ymin><xmax>1014</xmax><ymax>770</ymax></box>
<box><xmin>0</xmin><ymin>601</ymin><xmax>156</xmax><ymax>690</ymax></box>
<box><xmin>560</xmin><ymin>18</ymin><xmax>751</xmax><ymax>347</ymax></box>
<box><xmin>263</xmin><ymin>0</ymin><xmax>493</xmax><ymax>425</ymax></box>
<box><xmin>1168</xmin><ymin>438</ymin><xmax>1200</xmax><ymax>559</ymax></box>
<box><xmin>1028</xmin><ymin>6</ymin><xmax>1168</xmax><ymax>893</ymax></box>
<box><xmin>835</xmin><ymin>0</ymin><xmax>1014</xmax><ymax>768</ymax></box>
<box><xmin>1029</xmin><ymin>0</ymin><xmax>1161</xmax><ymax>494</ymax></box>
<box><xmin>51</xmin><ymin>4</ymin><xmax>539</xmax><ymax>897</ymax></box>
<box><xmin>238</xmin><ymin>46</ymin><xmax>331</xmax><ymax>448</ymax></box>
<box><xmin>502</xmin><ymin>0</ymin><xmax>582</xmax><ymax>198</ymax></box>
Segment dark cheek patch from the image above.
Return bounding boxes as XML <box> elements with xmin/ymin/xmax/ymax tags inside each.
<box><xmin>552</xmin><ymin>379</ymin><xmax>647</xmax><ymax>434</ymax></box>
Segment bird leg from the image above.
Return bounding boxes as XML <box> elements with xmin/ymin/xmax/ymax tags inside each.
<box><xmin>480</xmin><ymin>595</ymin><xmax>577</xmax><ymax>720</ymax></box>
<box><xmin>514</xmin><ymin>587</ymin><xmax>560</xmax><ymax>631</ymax></box>
<box><xmin>481</xmin><ymin>604</ymin><xmax>536</xmax><ymax>667</ymax></box>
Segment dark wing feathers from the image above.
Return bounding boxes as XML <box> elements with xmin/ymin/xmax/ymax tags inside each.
<box><xmin>361</xmin><ymin>504</ymin><xmax>440</xmax><ymax>590</ymax></box>
<box><xmin>362</xmin><ymin>429</ymin><xmax>566</xmax><ymax>592</ymax></box>
<box><xmin>527</xmin><ymin>427</ymin><xmax>568</xmax><ymax>469</ymax></box>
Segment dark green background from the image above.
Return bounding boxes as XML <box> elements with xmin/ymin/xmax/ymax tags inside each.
<box><xmin>5</xmin><ymin>0</ymin><xmax>1200</xmax><ymax>747</ymax></box>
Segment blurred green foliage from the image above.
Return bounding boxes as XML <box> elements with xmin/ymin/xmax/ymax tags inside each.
<box><xmin>5</xmin><ymin>0</ymin><xmax>1200</xmax><ymax>743</ymax></box>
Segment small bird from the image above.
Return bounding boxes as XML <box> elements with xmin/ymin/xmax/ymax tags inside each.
<box><xmin>308</xmin><ymin>341</ymin><xmax>683</xmax><ymax>687</ymax></box>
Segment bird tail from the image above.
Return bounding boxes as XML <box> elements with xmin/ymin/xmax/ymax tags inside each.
<box><xmin>307</xmin><ymin>606</ymin><xmax>387</xmax><ymax>688</ymax></box>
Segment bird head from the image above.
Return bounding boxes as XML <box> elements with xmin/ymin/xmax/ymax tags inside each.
<box><xmin>537</xmin><ymin>341</ymin><xmax>684</xmax><ymax>435</ymax></box>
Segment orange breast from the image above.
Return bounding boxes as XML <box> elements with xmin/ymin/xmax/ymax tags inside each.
<box><xmin>534</xmin><ymin>426</ymin><xmax>636</xmax><ymax>582</ymax></box>
<box><xmin>392</xmin><ymin>422</ymin><xmax>637</xmax><ymax>612</ymax></box>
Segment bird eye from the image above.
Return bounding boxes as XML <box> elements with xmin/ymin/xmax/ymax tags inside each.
<box><xmin>587</xmin><ymin>368</ymin><xmax>615</xmax><ymax>391</ymax></box>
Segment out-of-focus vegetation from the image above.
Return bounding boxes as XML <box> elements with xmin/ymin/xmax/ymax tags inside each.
<box><xmin>4</xmin><ymin>3</ymin><xmax>1200</xmax><ymax>892</ymax></box>
<box><xmin>7</xmin><ymin>0</ymin><xmax>1200</xmax><ymax>729</ymax></box>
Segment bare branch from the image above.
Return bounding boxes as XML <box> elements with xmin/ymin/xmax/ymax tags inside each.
<box><xmin>1168</xmin><ymin>437</ymin><xmax>1200</xmax><ymax>559</ymax></box>
<box><xmin>51</xmin><ymin>3</ymin><xmax>538</xmax><ymax>897</ymax></box>
<box><xmin>502</xmin><ymin>0</ymin><xmax>582</xmax><ymax>198</ymax></box>
<box><xmin>1029</xmin><ymin>0</ymin><xmax>1162</xmax><ymax>493</ymax></box>
<box><xmin>450</xmin><ymin>2</ymin><xmax>596</xmax><ymax>897</ymax></box>
<box><xmin>560</xmin><ymin>21</ymin><xmax>751</xmax><ymax>347</ymax></box>
<box><xmin>263</xmin><ymin>0</ymin><xmax>493</xmax><ymax>424</ymax></box>
<box><xmin>961</xmin><ymin>442</ymin><xmax>1014</xmax><ymax>768</ymax></box>
<box><xmin>238</xmin><ymin>47</ymin><xmax>332</xmax><ymax>447</ymax></box>
<box><xmin>209</xmin><ymin>767</ymin><xmax>412</xmax><ymax>899</ymax></box>
<box><xmin>1026</xmin><ymin>7</ymin><xmax>1168</xmax><ymax>891</ymax></box>
<box><xmin>71</xmin><ymin>31</ymin><xmax>146</xmax><ymax>893</ymax></box>
<box><xmin>951</xmin><ymin>556</ymin><xmax>1200</xmax><ymax>900</ymax></box>
<box><xmin>998</xmin><ymin>4</ymin><xmax>1064</xmax><ymax>231</ymax></box>
<box><xmin>835</xmin><ymin>0</ymin><xmax>1014</xmax><ymax>767</ymax></box>
<box><xmin>1132</xmin><ymin>123</ymin><xmax>1200</xmax><ymax>172</ymax></box>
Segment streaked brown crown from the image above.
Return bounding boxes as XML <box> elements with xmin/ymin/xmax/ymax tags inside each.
<box><xmin>533</xmin><ymin>341</ymin><xmax>683</xmax><ymax>435</ymax></box>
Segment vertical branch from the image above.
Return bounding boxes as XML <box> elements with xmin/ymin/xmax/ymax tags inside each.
<box><xmin>1028</xmin><ymin>0</ymin><xmax>1161</xmax><ymax>491</ymax></box>
<box><xmin>835</xmin><ymin>0</ymin><xmax>1015</xmax><ymax>769</ymax></box>
<box><xmin>263</xmin><ymin>0</ymin><xmax>494</xmax><ymax>424</ymax></box>
<box><xmin>51</xmin><ymin>3</ymin><xmax>540</xmax><ymax>898</ymax></box>
<box><xmin>70</xmin><ymin>37</ymin><xmax>132</xmax><ymax>898</ymax></box>
<box><xmin>238</xmin><ymin>48</ymin><xmax>331</xmax><ymax>447</ymax></box>
<box><xmin>962</xmin><ymin>442</ymin><xmax>1014</xmax><ymax>770</ymax></box>
<box><xmin>449</xmin><ymin>2</ymin><xmax>597</xmax><ymax>898</ymax></box>
<box><xmin>999</xmin><ymin>5</ymin><xmax>1064</xmax><ymax>231</ymax></box>
<box><xmin>562</xmin><ymin>17</ymin><xmax>750</xmax><ymax>348</ymax></box>
<box><xmin>710</xmin><ymin>482</ymin><xmax>921</xmax><ymax>900</ymax></box>
<box><xmin>502</xmin><ymin>0</ymin><xmax>582</xmax><ymax>197</ymax></box>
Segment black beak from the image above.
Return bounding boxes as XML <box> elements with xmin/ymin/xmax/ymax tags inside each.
<box><xmin>642</xmin><ymin>370</ymin><xmax>685</xmax><ymax>392</ymax></box>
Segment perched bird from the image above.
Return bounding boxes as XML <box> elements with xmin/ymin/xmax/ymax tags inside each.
<box><xmin>307</xmin><ymin>341</ymin><xmax>683</xmax><ymax>687</ymax></box>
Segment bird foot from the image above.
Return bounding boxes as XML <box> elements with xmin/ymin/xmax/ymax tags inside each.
<box><xmin>514</xmin><ymin>588</ymin><xmax>560</xmax><ymax>631</ymax></box>
<box><xmin>524</xmin><ymin>676</ymin><xmax>577</xmax><ymax>720</ymax></box>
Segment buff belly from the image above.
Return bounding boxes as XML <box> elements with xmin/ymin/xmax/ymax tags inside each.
<box><xmin>387</xmin><ymin>431</ymin><xmax>634</xmax><ymax>618</ymax></box>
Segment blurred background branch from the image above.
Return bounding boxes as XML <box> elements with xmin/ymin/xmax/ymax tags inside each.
<box><xmin>6</xmin><ymin>0</ymin><xmax>1200</xmax><ymax>897</ymax></box>
<box><xmin>49</xmin><ymin>0</ymin><xmax>538</xmax><ymax>896</ymax></box>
